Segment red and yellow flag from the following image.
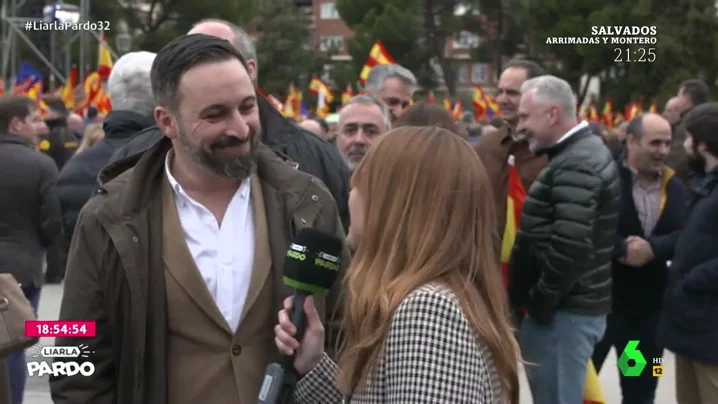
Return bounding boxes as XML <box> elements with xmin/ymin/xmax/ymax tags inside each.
<box><xmin>452</xmin><ymin>99</ymin><xmax>463</xmax><ymax>120</ymax></box>
<box><xmin>97</xmin><ymin>32</ymin><xmax>113</xmax><ymax>79</ymax></box>
<box><xmin>59</xmin><ymin>65</ymin><xmax>78</xmax><ymax>109</ymax></box>
<box><xmin>649</xmin><ymin>99</ymin><xmax>658</xmax><ymax>113</ymax></box>
<box><xmin>358</xmin><ymin>40</ymin><xmax>396</xmax><ymax>85</ymax></box>
<box><xmin>500</xmin><ymin>164</ymin><xmax>526</xmax><ymax>286</ymax></box>
<box><xmin>602</xmin><ymin>98</ymin><xmax>614</xmax><ymax>129</ymax></box>
<box><xmin>472</xmin><ymin>86</ymin><xmax>488</xmax><ymax>120</ymax></box>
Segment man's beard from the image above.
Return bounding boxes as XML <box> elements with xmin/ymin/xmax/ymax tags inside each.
<box><xmin>687</xmin><ymin>149</ymin><xmax>706</xmax><ymax>174</ymax></box>
<box><xmin>177</xmin><ymin>122</ymin><xmax>259</xmax><ymax>180</ymax></box>
<box><xmin>343</xmin><ymin>143</ymin><xmax>368</xmax><ymax>171</ymax></box>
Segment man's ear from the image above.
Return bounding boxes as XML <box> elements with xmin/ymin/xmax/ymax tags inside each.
<box><xmin>247</xmin><ymin>59</ymin><xmax>258</xmax><ymax>82</ymax></box>
<box><xmin>8</xmin><ymin>116</ymin><xmax>22</xmax><ymax>133</ymax></box>
<box><xmin>154</xmin><ymin>106</ymin><xmax>176</xmax><ymax>139</ymax></box>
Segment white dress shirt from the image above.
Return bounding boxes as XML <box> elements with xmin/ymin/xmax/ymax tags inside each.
<box><xmin>165</xmin><ymin>152</ymin><xmax>255</xmax><ymax>332</ymax></box>
<box><xmin>556</xmin><ymin>120</ymin><xmax>589</xmax><ymax>144</ymax></box>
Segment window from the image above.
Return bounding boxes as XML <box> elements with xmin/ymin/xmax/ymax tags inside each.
<box><xmin>319</xmin><ymin>36</ymin><xmax>344</xmax><ymax>52</ymax></box>
<box><xmin>452</xmin><ymin>31</ymin><xmax>479</xmax><ymax>50</ymax></box>
<box><xmin>456</xmin><ymin>64</ymin><xmax>470</xmax><ymax>83</ymax></box>
<box><xmin>320</xmin><ymin>2</ymin><xmax>340</xmax><ymax>19</ymax></box>
<box><xmin>471</xmin><ymin>63</ymin><xmax>488</xmax><ymax>83</ymax></box>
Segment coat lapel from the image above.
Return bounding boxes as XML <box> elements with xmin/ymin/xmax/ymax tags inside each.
<box><xmin>238</xmin><ymin>175</ymin><xmax>272</xmax><ymax>323</ymax></box>
<box><xmin>161</xmin><ymin>176</ymin><xmax>232</xmax><ymax>334</ymax></box>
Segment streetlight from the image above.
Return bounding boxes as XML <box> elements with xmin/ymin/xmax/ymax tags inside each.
<box><xmin>115</xmin><ymin>34</ymin><xmax>132</xmax><ymax>54</ymax></box>
<box><xmin>42</xmin><ymin>2</ymin><xmax>81</xmax><ymax>24</ymax></box>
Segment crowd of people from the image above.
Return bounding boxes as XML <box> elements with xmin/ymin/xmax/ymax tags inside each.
<box><xmin>0</xmin><ymin>16</ymin><xmax>716</xmax><ymax>404</ymax></box>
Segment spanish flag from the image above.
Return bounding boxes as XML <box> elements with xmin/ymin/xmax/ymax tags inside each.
<box><xmin>443</xmin><ymin>96</ymin><xmax>452</xmax><ymax>111</ymax></box>
<box><xmin>602</xmin><ymin>98</ymin><xmax>614</xmax><ymax>129</ymax></box>
<box><xmin>648</xmin><ymin>99</ymin><xmax>658</xmax><ymax>113</ymax></box>
<box><xmin>472</xmin><ymin>86</ymin><xmax>488</xmax><ymax>120</ymax></box>
<box><xmin>500</xmin><ymin>164</ymin><xmax>526</xmax><ymax>286</ymax></box>
<box><xmin>59</xmin><ymin>65</ymin><xmax>78</xmax><ymax>109</ymax></box>
<box><xmin>97</xmin><ymin>32</ymin><xmax>113</xmax><ymax>79</ymax></box>
<box><xmin>358</xmin><ymin>40</ymin><xmax>396</xmax><ymax>85</ymax></box>
<box><xmin>452</xmin><ymin>99</ymin><xmax>463</xmax><ymax>120</ymax></box>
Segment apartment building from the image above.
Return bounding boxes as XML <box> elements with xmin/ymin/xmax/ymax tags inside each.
<box><xmin>310</xmin><ymin>0</ymin><xmax>497</xmax><ymax>88</ymax></box>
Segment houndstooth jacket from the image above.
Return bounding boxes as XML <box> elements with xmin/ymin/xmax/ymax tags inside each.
<box><xmin>293</xmin><ymin>283</ymin><xmax>503</xmax><ymax>403</ymax></box>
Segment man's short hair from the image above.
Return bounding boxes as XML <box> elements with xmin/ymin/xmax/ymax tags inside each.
<box><xmin>341</xmin><ymin>94</ymin><xmax>392</xmax><ymax>130</ymax></box>
<box><xmin>503</xmin><ymin>59</ymin><xmax>546</xmax><ymax>79</ymax></box>
<box><xmin>44</xmin><ymin>96</ymin><xmax>67</xmax><ymax>116</ymax></box>
<box><xmin>0</xmin><ymin>95</ymin><xmax>38</xmax><ymax>132</ymax></box>
<box><xmin>151</xmin><ymin>34</ymin><xmax>250</xmax><ymax>112</ymax></box>
<box><xmin>680</xmin><ymin>79</ymin><xmax>709</xmax><ymax>106</ymax></box>
<box><xmin>520</xmin><ymin>75</ymin><xmax>577</xmax><ymax>118</ymax></box>
<box><xmin>365</xmin><ymin>64</ymin><xmax>417</xmax><ymax>95</ymax></box>
<box><xmin>191</xmin><ymin>19</ymin><xmax>256</xmax><ymax>63</ymax></box>
<box><xmin>626</xmin><ymin>115</ymin><xmax>645</xmax><ymax>140</ymax></box>
<box><xmin>108</xmin><ymin>51</ymin><xmax>157</xmax><ymax>117</ymax></box>
<box><xmin>683</xmin><ymin>102</ymin><xmax>718</xmax><ymax>156</ymax></box>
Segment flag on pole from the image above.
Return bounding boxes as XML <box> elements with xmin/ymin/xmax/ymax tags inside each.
<box><xmin>358</xmin><ymin>40</ymin><xmax>396</xmax><ymax>85</ymax></box>
<box><xmin>97</xmin><ymin>32</ymin><xmax>113</xmax><ymax>78</ymax></box>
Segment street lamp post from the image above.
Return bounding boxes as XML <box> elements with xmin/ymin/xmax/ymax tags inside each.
<box><xmin>115</xmin><ymin>34</ymin><xmax>132</xmax><ymax>55</ymax></box>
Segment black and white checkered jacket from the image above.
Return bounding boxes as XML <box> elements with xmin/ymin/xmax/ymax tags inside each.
<box><xmin>293</xmin><ymin>283</ymin><xmax>503</xmax><ymax>403</ymax></box>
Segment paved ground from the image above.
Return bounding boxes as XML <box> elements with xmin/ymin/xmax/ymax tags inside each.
<box><xmin>23</xmin><ymin>283</ymin><xmax>678</xmax><ymax>404</ymax></box>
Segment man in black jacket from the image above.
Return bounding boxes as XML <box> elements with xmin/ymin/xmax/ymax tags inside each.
<box><xmin>0</xmin><ymin>95</ymin><xmax>63</xmax><ymax>403</ymax></box>
<box><xmin>58</xmin><ymin>51</ymin><xmax>157</xmax><ymax>244</ymax></box>
<box><xmin>592</xmin><ymin>113</ymin><xmax>687</xmax><ymax>403</ymax></box>
<box><xmin>508</xmin><ymin>75</ymin><xmax>620</xmax><ymax>404</ymax></box>
<box><xmin>106</xmin><ymin>20</ymin><xmax>350</xmax><ymax>231</ymax></box>
<box><xmin>39</xmin><ymin>98</ymin><xmax>78</xmax><ymax>170</ymax></box>
<box><xmin>659</xmin><ymin>102</ymin><xmax>718</xmax><ymax>403</ymax></box>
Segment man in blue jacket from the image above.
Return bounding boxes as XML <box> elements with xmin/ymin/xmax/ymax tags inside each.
<box><xmin>659</xmin><ymin>102</ymin><xmax>718</xmax><ymax>403</ymax></box>
<box><xmin>592</xmin><ymin>113</ymin><xmax>687</xmax><ymax>404</ymax></box>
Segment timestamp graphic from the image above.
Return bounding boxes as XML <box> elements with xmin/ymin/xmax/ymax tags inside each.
<box><xmin>25</xmin><ymin>320</ymin><xmax>96</xmax><ymax>338</ymax></box>
<box><xmin>614</xmin><ymin>47</ymin><xmax>656</xmax><ymax>63</ymax></box>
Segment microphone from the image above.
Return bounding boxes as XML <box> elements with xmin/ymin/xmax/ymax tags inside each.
<box><xmin>257</xmin><ymin>228</ymin><xmax>343</xmax><ymax>404</ymax></box>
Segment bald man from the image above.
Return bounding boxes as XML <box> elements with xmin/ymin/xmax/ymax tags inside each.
<box><xmin>298</xmin><ymin>118</ymin><xmax>330</xmax><ymax>139</ymax></box>
<box><xmin>592</xmin><ymin>112</ymin><xmax>687</xmax><ymax>403</ymax></box>
<box><xmin>104</xmin><ymin>19</ymin><xmax>351</xmax><ymax>231</ymax></box>
<box><xmin>663</xmin><ymin>97</ymin><xmax>687</xmax><ymax>127</ymax></box>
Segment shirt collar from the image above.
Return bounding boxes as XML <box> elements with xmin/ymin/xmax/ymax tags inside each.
<box><xmin>556</xmin><ymin>120</ymin><xmax>589</xmax><ymax>144</ymax></box>
<box><xmin>164</xmin><ymin>150</ymin><xmax>251</xmax><ymax>201</ymax></box>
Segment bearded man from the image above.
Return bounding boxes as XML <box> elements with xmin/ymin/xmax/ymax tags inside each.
<box><xmin>50</xmin><ymin>34</ymin><xmax>349</xmax><ymax>404</ymax></box>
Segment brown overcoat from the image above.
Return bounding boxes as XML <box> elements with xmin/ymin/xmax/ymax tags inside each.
<box><xmin>475</xmin><ymin>126</ymin><xmax>548</xmax><ymax>236</ymax></box>
<box><xmin>49</xmin><ymin>137</ymin><xmax>349</xmax><ymax>404</ymax></box>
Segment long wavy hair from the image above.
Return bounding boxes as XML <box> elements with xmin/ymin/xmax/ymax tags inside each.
<box><xmin>336</xmin><ymin>126</ymin><xmax>520</xmax><ymax>402</ymax></box>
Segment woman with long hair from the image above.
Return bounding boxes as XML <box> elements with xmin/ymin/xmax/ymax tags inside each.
<box><xmin>275</xmin><ymin>126</ymin><xmax>520</xmax><ymax>403</ymax></box>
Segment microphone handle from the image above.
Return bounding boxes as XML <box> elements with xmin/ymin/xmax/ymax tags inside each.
<box><xmin>280</xmin><ymin>290</ymin><xmax>310</xmax><ymax>371</ymax></box>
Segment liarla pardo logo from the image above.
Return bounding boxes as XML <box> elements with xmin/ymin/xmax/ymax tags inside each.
<box><xmin>26</xmin><ymin>343</ymin><xmax>96</xmax><ymax>377</ymax></box>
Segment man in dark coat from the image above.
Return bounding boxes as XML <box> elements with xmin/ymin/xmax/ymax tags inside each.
<box><xmin>592</xmin><ymin>114</ymin><xmax>687</xmax><ymax>403</ymax></box>
<box><xmin>508</xmin><ymin>75</ymin><xmax>620</xmax><ymax>404</ymax></box>
<box><xmin>38</xmin><ymin>98</ymin><xmax>78</xmax><ymax>170</ymax></box>
<box><xmin>0</xmin><ymin>95</ymin><xmax>62</xmax><ymax>404</ymax></box>
<box><xmin>106</xmin><ymin>20</ymin><xmax>350</xmax><ymax>231</ymax></box>
<box><xmin>58</xmin><ymin>51</ymin><xmax>157</xmax><ymax>242</ymax></box>
<box><xmin>658</xmin><ymin>102</ymin><xmax>718</xmax><ymax>403</ymax></box>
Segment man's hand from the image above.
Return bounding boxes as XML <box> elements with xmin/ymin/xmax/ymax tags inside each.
<box><xmin>619</xmin><ymin>236</ymin><xmax>655</xmax><ymax>267</ymax></box>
